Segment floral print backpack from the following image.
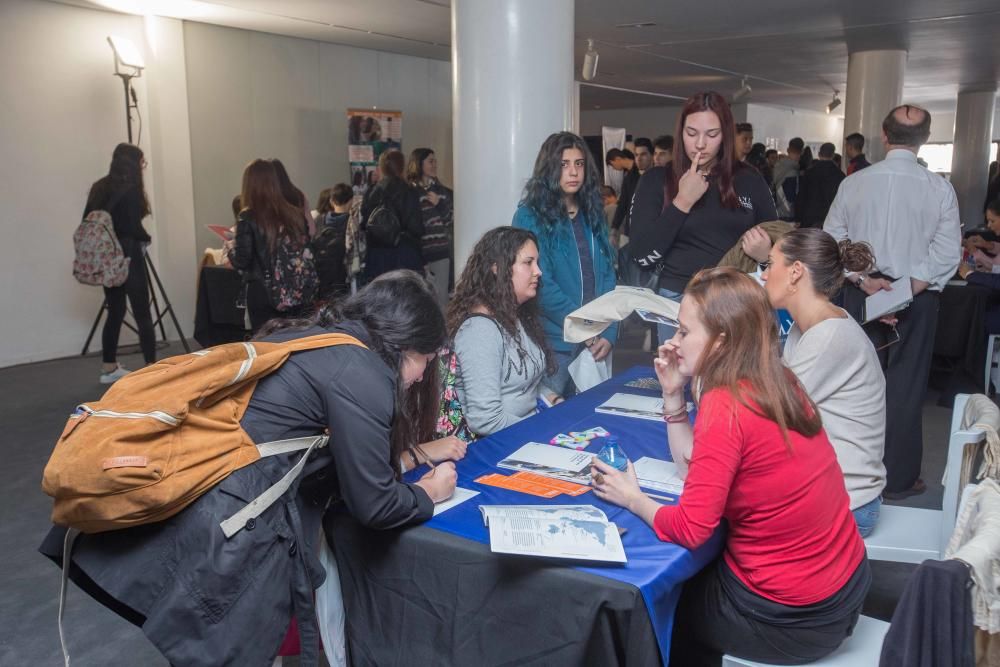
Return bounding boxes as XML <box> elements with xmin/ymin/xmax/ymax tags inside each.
<box><xmin>435</xmin><ymin>344</ymin><xmax>474</xmax><ymax>442</ymax></box>
<box><xmin>264</xmin><ymin>227</ymin><xmax>318</xmax><ymax>312</ymax></box>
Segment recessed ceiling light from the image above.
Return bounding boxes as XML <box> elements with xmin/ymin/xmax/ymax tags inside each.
<box><xmin>615</xmin><ymin>21</ymin><xmax>657</xmax><ymax>29</ymax></box>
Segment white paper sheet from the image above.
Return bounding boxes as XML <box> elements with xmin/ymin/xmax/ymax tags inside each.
<box><xmin>433</xmin><ymin>487</ymin><xmax>480</xmax><ymax>516</ymax></box>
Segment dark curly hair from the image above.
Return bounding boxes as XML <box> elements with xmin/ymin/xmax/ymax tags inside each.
<box><xmin>520</xmin><ymin>132</ymin><xmax>604</xmax><ymax>236</ymax></box>
<box><xmin>446</xmin><ymin>227</ymin><xmax>556</xmax><ymax>375</ymax></box>
<box><xmin>256</xmin><ymin>270</ymin><xmax>445</xmax><ymax>475</ymax></box>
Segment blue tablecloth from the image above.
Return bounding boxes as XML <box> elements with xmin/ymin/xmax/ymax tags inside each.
<box><xmin>412</xmin><ymin>366</ymin><xmax>725</xmax><ymax>664</ymax></box>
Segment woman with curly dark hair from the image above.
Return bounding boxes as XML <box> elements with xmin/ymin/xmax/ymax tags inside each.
<box><xmin>445</xmin><ymin>226</ymin><xmax>559</xmax><ymax>436</ymax></box>
<box><xmin>512</xmin><ymin>132</ymin><xmax>618</xmax><ymax>396</ymax></box>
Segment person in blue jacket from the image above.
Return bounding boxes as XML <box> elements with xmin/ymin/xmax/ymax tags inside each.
<box><xmin>513</xmin><ymin>131</ymin><xmax>618</xmax><ymax>396</ymax></box>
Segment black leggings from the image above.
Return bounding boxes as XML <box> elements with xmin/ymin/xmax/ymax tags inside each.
<box><xmin>102</xmin><ymin>246</ymin><xmax>156</xmax><ymax>364</ymax></box>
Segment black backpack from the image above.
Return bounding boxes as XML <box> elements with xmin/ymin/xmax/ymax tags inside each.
<box><xmin>311</xmin><ymin>212</ymin><xmax>348</xmax><ymax>296</ymax></box>
<box><xmin>365</xmin><ymin>186</ymin><xmax>402</xmax><ymax>248</ymax></box>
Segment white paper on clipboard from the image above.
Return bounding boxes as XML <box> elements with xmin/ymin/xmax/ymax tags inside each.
<box><xmin>863</xmin><ymin>277</ymin><xmax>913</xmax><ymax>323</ymax></box>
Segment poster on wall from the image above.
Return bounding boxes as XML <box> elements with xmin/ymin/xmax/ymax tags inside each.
<box><xmin>347</xmin><ymin>109</ymin><xmax>403</xmax><ymax>195</ymax></box>
<box><xmin>601</xmin><ymin>125</ymin><xmax>626</xmax><ymax>194</ymax></box>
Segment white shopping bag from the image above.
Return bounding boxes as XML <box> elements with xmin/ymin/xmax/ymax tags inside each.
<box><xmin>315</xmin><ymin>529</ymin><xmax>347</xmax><ymax>667</ymax></box>
<box><xmin>568</xmin><ymin>347</ymin><xmax>612</xmax><ymax>392</ymax></box>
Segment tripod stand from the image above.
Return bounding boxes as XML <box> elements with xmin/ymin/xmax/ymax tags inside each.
<box><xmin>81</xmin><ymin>250</ymin><xmax>191</xmax><ymax>356</ymax></box>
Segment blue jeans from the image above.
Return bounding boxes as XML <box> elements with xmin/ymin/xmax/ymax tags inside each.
<box><xmin>852</xmin><ymin>496</ymin><xmax>882</xmax><ymax>538</ymax></box>
<box><xmin>656</xmin><ymin>288</ymin><xmax>684</xmax><ymax>344</ymax></box>
<box><xmin>547</xmin><ymin>346</ymin><xmax>583</xmax><ymax>397</ymax></box>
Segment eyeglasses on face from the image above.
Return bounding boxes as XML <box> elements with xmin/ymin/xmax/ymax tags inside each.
<box><xmin>758</xmin><ymin>260</ymin><xmax>772</xmax><ymax>272</ymax></box>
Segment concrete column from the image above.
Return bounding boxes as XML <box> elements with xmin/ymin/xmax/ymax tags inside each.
<box><xmin>142</xmin><ymin>15</ymin><xmax>198</xmax><ymax>341</ymax></box>
<box><xmin>452</xmin><ymin>0</ymin><xmax>575</xmax><ymax>274</ymax></box>
<box><xmin>950</xmin><ymin>88</ymin><xmax>997</xmax><ymax>224</ymax></box>
<box><xmin>844</xmin><ymin>50</ymin><xmax>906</xmax><ymax>163</ymax></box>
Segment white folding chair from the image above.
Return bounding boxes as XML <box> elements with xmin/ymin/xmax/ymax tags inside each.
<box><xmin>864</xmin><ymin>394</ymin><xmax>988</xmax><ymax>564</ymax></box>
<box><xmin>722</xmin><ymin>615</ymin><xmax>890</xmax><ymax>666</ymax></box>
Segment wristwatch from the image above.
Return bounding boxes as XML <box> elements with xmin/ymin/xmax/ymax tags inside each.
<box><xmin>855</xmin><ymin>274</ymin><xmax>866</xmax><ymax>289</ymax></box>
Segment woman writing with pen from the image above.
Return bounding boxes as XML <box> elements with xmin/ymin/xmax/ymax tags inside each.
<box><xmin>591</xmin><ymin>267</ymin><xmax>869</xmax><ymax>666</ymax></box>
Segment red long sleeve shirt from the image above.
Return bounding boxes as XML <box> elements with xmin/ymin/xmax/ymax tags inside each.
<box><xmin>654</xmin><ymin>387</ymin><xmax>865</xmax><ymax>605</ymax></box>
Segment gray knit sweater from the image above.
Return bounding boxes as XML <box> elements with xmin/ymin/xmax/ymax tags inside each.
<box><xmin>454</xmin><ymin>316</ymin><xmax>546</xmax><ymax>436</ymax></box>
<box><xmin>783</xmin><ymin>313</ymin><xmax>887</xmax><ymax>509</ymax></box>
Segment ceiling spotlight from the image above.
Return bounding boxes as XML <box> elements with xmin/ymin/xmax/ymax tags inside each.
<box><xmin>731</xmin><ymin>77</ymin><xmax>752</xmax><ymax>103</ymax></box>
<box><xmin>582</xmin><ymin>39</ymin><xmax>599</xmax><ymax>81</ymax></box>
<box><xmin>826</xmin><ymin>91</ymin><xmax>841</xmax><ymax>114</ymax></box>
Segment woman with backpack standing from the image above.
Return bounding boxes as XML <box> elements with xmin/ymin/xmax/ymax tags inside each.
<box><xmin>230</xmin><ymin>159</ymin><xmax>318</xmax><ymax>333</ymax></box>
<box><xmin>40</xmin><ymin>270</ymin><xmax>458</xmax><ymax>667</ymax></box>
<box><xmin>361</xmin><ymin>150</ymin><xmax>424</xmax><ymax>282</ymax></box>
<box><xmin>86</xmin><ymin>143</ymin><xmax>156</xmax><ymax>384</ymax></box>
<box><xmin>407</xmin><ymin>147</ymin><xmax>454</xmax><ymax>306</ymax></box>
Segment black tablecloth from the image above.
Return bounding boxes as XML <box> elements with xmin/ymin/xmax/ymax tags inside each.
<box><xmin>193</xmin><ymin>266</ymin><xmax>248</xmax><ymax>347</ymax></box>
<box><xmin>326</xmin><ymin>511</ymin><xmax>662</xmax><ymax>667</ymax></box>
<box><xmin>932</xmin><ymin>282</ymin><xmax>993</xmax><ymax>401</ymax></box>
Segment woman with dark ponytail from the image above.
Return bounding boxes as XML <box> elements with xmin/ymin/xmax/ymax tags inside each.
<box><xmin>761</xmin><ymin>228</ymin><xmax>887</xmax><ymax>536</ymax></box>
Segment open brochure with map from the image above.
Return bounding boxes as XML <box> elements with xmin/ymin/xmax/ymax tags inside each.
<box><xmin>480</xmin><ymin>505</ymin><xmax>627</xmax><ymax>563</ymax></box>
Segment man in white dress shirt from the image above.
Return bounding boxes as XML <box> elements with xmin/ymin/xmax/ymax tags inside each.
<box><xmin>824</xmin><ymin>104</ymin><xmax>961</xmax><ymax>499</ymax></box>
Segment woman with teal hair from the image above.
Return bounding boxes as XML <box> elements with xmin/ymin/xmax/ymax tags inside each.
<box><xmin>512</xmin><ymin>132</ymin><xmax>618</xmax><ymax>395</ymax></box>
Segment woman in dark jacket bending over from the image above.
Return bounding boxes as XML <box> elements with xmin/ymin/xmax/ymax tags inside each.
<box><xmin>41</xmin><ymin>270</ymin><xmax>457</xmax><ymax>667</ymax></box>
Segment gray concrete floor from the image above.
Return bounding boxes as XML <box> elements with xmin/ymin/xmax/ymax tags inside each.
<box><xmin>0</xmin><ymin>325</ymin><xmax>963</xmax><ymax>665</ymax></box>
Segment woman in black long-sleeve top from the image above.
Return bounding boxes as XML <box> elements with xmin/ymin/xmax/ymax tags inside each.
<box><xmin>40</xmin><ymin>270</ymin><xmax>458</xmax><ymax>667</ymax></box>
<box><xmin>628</xmin><ymin>92</ymin><xmax>777</xmax><ymax>339</ymax></box>
<box><xmin>84</xmin><ymin>143</ymin><xmax>156</xmax><ymax>383</ymax></box>
<box><xmin>362</xmin><ymin>149</ymin><xmax>424</xmax><ymax>281</ymax></box>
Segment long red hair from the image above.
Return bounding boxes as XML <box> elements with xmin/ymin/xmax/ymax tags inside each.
<box><xmin>685</xmin><ymin>267</ymin><xmax>822</xmax><ymax>445</ymax></box>
<box><xmin>664</xmin><ymin>91</ymin><xmax>744</xmax><ymax>210</ymax></box>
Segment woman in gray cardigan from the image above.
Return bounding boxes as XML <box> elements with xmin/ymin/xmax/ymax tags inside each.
<box><xmin>761</xmin><ymin>228</ymin><xmax>887</xmax><ymax>536</ymax></box>
<box><xmin>446</xmin><ymin>227</ymin><xmax>560</xmax><ymax>436</ymax></box>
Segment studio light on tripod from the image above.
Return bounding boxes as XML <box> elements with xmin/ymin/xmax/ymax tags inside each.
<box><xmin>107</xmin><ymin>35</ymin><xmax>144</xmax><ymax>144</ymax></box>
<box><xmin>826</xmin><ymin>91</ymin><xmax>841</xmax><ymax>114</ymax></box>
<box><xmin>107</xmin><ymin>35</ymin><xmax>145</xmax><ymax>74</ymax></box>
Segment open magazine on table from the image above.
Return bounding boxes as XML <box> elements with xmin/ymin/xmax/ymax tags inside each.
<box><xmin>480</xmin><ymin>505</ymin><xmax>627</xmax><ymax>563</ymax></box>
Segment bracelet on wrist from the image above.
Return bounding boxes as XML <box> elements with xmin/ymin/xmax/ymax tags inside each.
<box><xmin>663</xmin><ymin>408</ymin><xmax>688</xmax><ymax>424</ymax></box>
<box><xmin>406</xmin><ymin>448</ymin><xmax>420</xmax><ymax>469</ymax></box>
<box><xmin>662</xmin><ymin>400</ymin><xmax>686</xmax><ymax>415</ymax></box>
<box><xmin>662</xmin><ymin>404</ymin><xmax>688</xmax><ymax>420</ymax></box>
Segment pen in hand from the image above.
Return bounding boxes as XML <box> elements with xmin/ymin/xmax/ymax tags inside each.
<box><xmin>413</xmin><ymin>443</ymin><xmax>436</xmax><ymax>470</ymax></box>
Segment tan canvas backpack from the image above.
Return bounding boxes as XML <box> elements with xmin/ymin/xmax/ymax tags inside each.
<box><xmin>42</xmin><ymin>333</ymin><xmax>366</xmax><ymax>535</ymax></box>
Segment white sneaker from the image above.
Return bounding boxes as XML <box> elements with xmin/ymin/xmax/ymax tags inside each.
<box><xmin>99</xmin><ymin>364</ymin><xmax>130</xmax><ymax>384</ymax></box>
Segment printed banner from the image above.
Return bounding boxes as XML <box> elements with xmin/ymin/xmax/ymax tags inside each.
<box><xmin>347</xmin><ymin>109</ymin><xmax>403</xmax><ymax>195</ymax></box>
<box><xmin>602</xmin><ymin>126</ymin><xmax>626</xmax><ymax>194</ymax></box>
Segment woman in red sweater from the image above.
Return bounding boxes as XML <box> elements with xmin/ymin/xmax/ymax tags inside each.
<box><xmin>593</xmin><ymin>267</ymin><xmax>869</xmax><ymax>666</ymax></box>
